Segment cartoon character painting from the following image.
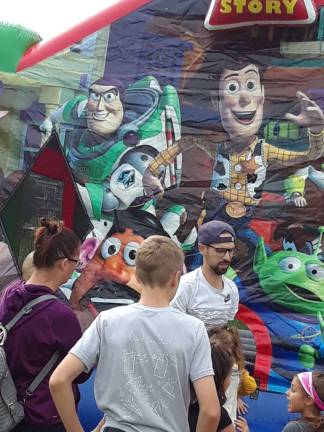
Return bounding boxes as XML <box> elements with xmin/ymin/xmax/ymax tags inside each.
<box><xmin>148</xmin><ymin>53</ymin><xmax>324</xmax><ymax>254</ymax></box>
<box><xmin>252</xmin><ymin>227</ymin><xmax>324</xmax><ymax>391</ymax></box>
<box><xmin>40</xmin><ymin>76</ymin><xmax>182</xmax><ymax>239</ymax></box>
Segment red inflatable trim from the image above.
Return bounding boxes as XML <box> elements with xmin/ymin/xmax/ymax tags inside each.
<box><xmin>237</xmin><ymin>304</ymin><xmax>272</xmax><ymax>390</ymax></box>
<box><xmin>17</xmin><ymin>0</ymin><xmax>152</xmax><ymax>71</ymax></box>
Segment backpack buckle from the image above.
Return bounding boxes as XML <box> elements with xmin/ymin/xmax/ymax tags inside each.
<box><xmin>23</xmin><ymin>305</ymin><xmax>33</xmax><ymax>314</ymax></box>
<box><xmin>0</xmin><ymin>324</ymin><xmax>7</xmax><ymax>346</ymax></box>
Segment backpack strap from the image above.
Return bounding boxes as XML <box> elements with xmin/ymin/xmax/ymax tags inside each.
<box><xmin>1</xmin><ymin>294</ymin><xmax>61</xmax><ymax>402</ymax></box>
<box><xmin>5</xmin><ymin>294</ymin><xmax>57</xmax><ymax>332</ymax></box>
<box><xmin>23</xmin><ymin>351</ymin><xmax>60</xmax><ymax>401</ymax></box>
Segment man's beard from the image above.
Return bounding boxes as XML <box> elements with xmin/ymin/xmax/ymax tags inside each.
<box><xmin>210</xmin><ymin>262</ymin><xmax>230</xmax><ymax>275</ymax></box>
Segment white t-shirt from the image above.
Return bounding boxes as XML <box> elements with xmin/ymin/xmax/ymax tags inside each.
<box><xmin>70</xmin><ymin>303</ymin><xmax>214</xmax><ymax>432</ymax></box>
<box><xmin>171</xmin><ymin>267</ymin><xmax>239</xmax><ymax>328</ymax></box>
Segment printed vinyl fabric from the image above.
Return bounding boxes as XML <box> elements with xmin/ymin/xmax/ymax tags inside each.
<box><xmin>0</xmin><ymin>0</ymin><xmax>323</xmax><ymax>393</ymax></box>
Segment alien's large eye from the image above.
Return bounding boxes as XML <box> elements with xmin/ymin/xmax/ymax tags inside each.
<box><xmin>278</xmin><ymin>257</ymin><xmax>302</xmax><ymax>272</ymax></box>
<box><xmin>306</xmin><ymin>264</ymin><xmax>324</xmax><ymax>281</ymax></box>
<box><xmin>101</xmin><ymin>237</ymin><xmax>121</xmax><ymax>259</ymax></box>
<box><xmin>245</xmin><ymin>79</ymin><xmax>257</xmax><ymax>92</ymax></box>
<box><xmin>282</xmin><ymin>240</ymin><xmax>297</xmax><ymax>252</ymax></box>
<box><xmin>124</xmin><ymin>242</ymin><xmax>140</xmax><ymax>266</ymax></box>
<box><xmin>224</xmin><ymin>80</ymin><xmax>240</xmax><ymax>95</ymax></box>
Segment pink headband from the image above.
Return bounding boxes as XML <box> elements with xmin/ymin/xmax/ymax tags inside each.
<box><xmin>297</xmin><ymin>372</ymin><xmax>324</xmax><ymax>411</ymax></box>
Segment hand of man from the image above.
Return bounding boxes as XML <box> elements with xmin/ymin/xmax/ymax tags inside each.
<box><xmin>285</xmin><ymin>91</ymin><xmax>324</xmax><ymax>134</ymax></box>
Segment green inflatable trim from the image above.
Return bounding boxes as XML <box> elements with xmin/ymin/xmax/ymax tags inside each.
<box><xmin>0</xmin><ymin>22</ymin><xmax>41</xmax><ymax>72</ymax></box>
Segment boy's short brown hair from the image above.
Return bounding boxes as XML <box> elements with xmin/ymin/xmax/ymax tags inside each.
<box><xmin>135</xmin><ymin>235</ymin><xmax>184</xmax><ymax>287</ymax></box>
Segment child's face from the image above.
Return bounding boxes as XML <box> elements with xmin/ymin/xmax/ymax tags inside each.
<box><xmin>286</xmin><ymin>376</ymin><xmax>309</xmax><ymax>413</ymax></box>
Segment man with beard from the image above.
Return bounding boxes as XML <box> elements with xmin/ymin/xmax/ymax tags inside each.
<box><xmin>171</xmin><ymin>220</ymin><xmax>238</xmax><ymax>329</ymax></box>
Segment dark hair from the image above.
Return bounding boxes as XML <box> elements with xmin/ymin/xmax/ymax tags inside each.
<box><xmin>208</xmin><ymin>326</ymin><xmax>245</xmax><ymax>370</ymax></box>
<box><xmin>90</xmin><ymin>77</ymin><xmax>125</xmax><ymax>102</ymax></box>
<box><xmin>33</xmin><ymin>217</ymin><xmax>80</xmax><ymax>268</ymax></box>
<box><xmin>209</xmin><ymin>339</ymin><xmax>234</xmax><ymax>405</ymax></box>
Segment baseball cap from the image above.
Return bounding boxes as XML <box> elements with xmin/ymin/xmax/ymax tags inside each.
<box><xmin>198</xmin><ymin>220</ymin><xmax>236</xmax><ymax>245</ymax></box>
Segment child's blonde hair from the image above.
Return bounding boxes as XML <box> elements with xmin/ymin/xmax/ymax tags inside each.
<box><xmin>135</xmin><ymin>235</ymin><xmax>184</xmax><ymax>287</ymax></box>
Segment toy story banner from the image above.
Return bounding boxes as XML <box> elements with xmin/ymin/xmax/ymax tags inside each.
<box><xmin>0</xmin><ymin>0</ymin><xmax>323</xmax><ymax>394</ymax></box>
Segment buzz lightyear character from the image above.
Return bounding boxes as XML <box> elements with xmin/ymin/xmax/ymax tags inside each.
<box><xmin>40</xmin><ymin>76</ymin><xmax>182</xmax><ymax>240</ymax></box>
<box><xmin>285</xmin><ymin>163</ymin><xmax>324</xmax><ymax>208</ymax></box>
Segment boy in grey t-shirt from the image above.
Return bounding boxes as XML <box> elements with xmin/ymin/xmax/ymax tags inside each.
<box><xmin>50</xmin><ymin>236</ymin><xmax>220</xmax><ymax>432</ymax></box>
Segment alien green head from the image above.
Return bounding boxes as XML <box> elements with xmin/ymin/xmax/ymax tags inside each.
<box><xmin>253</xmin><ymin>227</ymin><xmax>324</xmax><ymax>316</ymax></box>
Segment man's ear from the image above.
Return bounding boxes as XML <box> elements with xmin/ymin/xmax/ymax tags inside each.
<box><xmin>198</xmin><ymin>243</ymin><xmax>205</xmax><ymax>255</ymax></box>
<box><xmin>171</xmin><ymin>270</ymin><xmax>181</xmax><ymax>289</ymax></box>
<box><xmin>210</xmin><ymin>91</ymin><xmax>219</xmax><ymax>111</ymax></box>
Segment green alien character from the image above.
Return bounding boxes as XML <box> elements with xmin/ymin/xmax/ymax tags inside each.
<box><xmin>253</xmin><ymin>227</ymin><xmax>324</xmax><ymax>382</ymax></box>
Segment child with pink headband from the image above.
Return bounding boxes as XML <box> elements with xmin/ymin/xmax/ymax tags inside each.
<box><xmin>283</xmin><ymin>372</ymin><xmax>324</xmax><ymax>432</ymax></box>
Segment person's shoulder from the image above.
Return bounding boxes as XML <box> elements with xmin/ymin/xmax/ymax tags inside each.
<box><xmin>223</xmin><ymin>275</ymin><xmax>239</xmax><ymax>292</ymax></box>
<box><xmin>172</xmin><ymin>309</ymin><xmax>206</xmax><ymax>330</ymax></box>
<box><xmin>282</xmin><ymin>420</ymin><xmax>313</xmax><ymax>432</ymax></box>
<box><xmin>46</xmin><ymin>296</ymin><xmax>76</xmax><ymax>320</ymax></box>
<box><xmin>99</xmin><ymin>304</ymin><xmax>137</xmax><ymax>321</ymax></box>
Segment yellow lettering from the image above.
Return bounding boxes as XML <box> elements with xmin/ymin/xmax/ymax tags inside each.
<box><xmin>220</xmin><ymin>0</ymin><xmax>232</xmax><ymax>13</ymax></box>
<box><xmin>248</xmin><ymin>0</ymin><xmax>262</xmax><ymax>13</ymax></box>
<box><xmin>234</xmin><ymin>0</ymin><xmax>246</xmax><ymax>13</ymax></box>
<box><xmin>266</xmin><ymin>0</ymin><xmax>281</xmax><ymax>14</ymax></box>
<box><xmin>282</xmin><ymin>0</ymin><xmax>297</xmax><ymax>14</ymax></box>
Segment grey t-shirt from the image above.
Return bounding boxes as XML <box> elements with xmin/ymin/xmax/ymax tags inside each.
<box><xmin>70</xmin><ymin>303</ymin><xmax>214</xmax><ymax>432</ymax></box>
<box><xmin>283</xmin><ymin>420</ymin><xmax>315</xmax><ymax>432</ymax></box>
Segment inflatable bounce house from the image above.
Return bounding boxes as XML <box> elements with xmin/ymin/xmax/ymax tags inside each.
<box><xmin>0</xmin><ymin>0</ymin><xmax>323</xmax><ymax>429</ymax></box>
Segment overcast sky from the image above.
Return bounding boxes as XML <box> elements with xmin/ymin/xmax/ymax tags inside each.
<box><xmin>2</xmin><ymin>0</ymin><xmax>117</xmax><ymax>41</ymax></box>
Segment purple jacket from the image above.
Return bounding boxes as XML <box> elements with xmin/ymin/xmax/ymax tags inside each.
<box><xmin>0</xmin><ymin>280</ymin><xmax>84</xmax><ymax>426</ymax></box>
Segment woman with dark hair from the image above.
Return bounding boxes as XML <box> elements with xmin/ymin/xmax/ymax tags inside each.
<box><xmin>0</xmin><ymin>218</ymin><xmax>86</xmax><ymax>432</ymax></box>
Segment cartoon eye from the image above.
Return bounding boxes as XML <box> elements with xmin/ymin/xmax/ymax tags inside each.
<box><xmin>103</xmin><ymin>92</ymin><xmax>117</xmax><ymax>103</ymax></box>
<box><xmin>246</xmin><ymin>79</ymin><xmax>257</xmax><ymax>92</ymax></box>
<box><xmin>306</xmin><ymin>264</ymin><xmax>324</xmax><ymax>281</ymax></box>
<box><xmin>101</xmin><ymin>237</ymin><xmax>121</xmax><ymax>259</ymax></box>
<box><xmin>124</xmin><ymin>242</ymin><xmax>140</xmax><ymax>266</ymax></box>
<box><xmin>278</xmin><ymin>257</ymin><xmax>302</xmax><ymax>272</ymax></box>
<box><xmin>225</xmin><ymin>80</ymin><xmax>240</xmax><ymax>94</ymax></box>
<box><xmin>89</xmin><ymin>92</ymin><xmax>101</xmax><ymax>101</ymax></box>
<box><xmin>282</xmin><ymin>240</ymin><xmax>297</xmax><ymax>252</ymax></box>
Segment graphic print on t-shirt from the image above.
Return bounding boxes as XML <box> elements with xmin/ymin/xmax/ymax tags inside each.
<box><xmin>120</xmin><ymin>330</ymin><xmax>176</xmax><ymax>421</ymax></box>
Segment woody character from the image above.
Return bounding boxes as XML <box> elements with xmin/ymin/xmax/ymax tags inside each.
<box><xmin>146</xmin><ymin>50</ymin><xmax>324</xmax><ymax>252</ymax></box>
